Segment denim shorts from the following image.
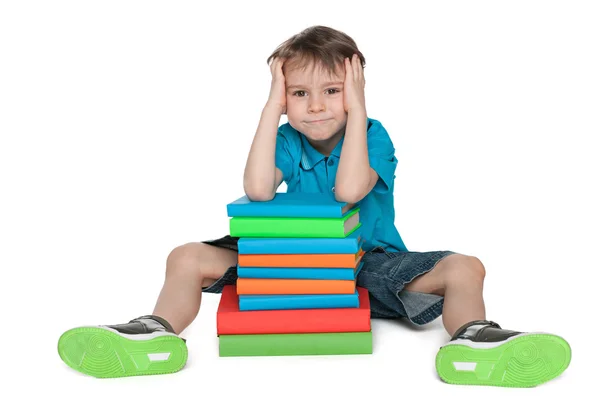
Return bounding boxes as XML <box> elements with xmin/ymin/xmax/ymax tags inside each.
<box><xmin>200</xmin><ymin>235</ymin><xmax>456</xmax><ymax>326</ymax></box>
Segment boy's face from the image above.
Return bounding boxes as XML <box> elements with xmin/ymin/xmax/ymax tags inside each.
<box><xmin>284</xmin><ymin>61</ymin><xmax>347</xmax><ymax>153</ymax></box>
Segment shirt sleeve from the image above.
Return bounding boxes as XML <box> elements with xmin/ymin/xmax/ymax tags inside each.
<box><xmin>275</xmin><ymin>126</ymin><xmax>294</xmax><ymax>183</ymax></box>
<box><xmin>367</xmin><ymin>120</ymin><xmax>398</xmax><ymax>194</ymax></box>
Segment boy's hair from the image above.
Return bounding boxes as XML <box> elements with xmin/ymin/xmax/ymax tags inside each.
<box><xmin>267</xmin><ymin>25</ymin><xmax>366</xmax><ymax>78</ymax></box>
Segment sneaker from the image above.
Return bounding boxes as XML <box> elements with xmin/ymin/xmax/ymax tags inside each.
<box><xmin>436</xmin><ymin>320</ymin><xmax>571</xmax><ymax>387</ymax></box>
<box><xmin>58</xmin><ymin>315</ymin><xmax>188</xmax><ymax>378</ymax></box>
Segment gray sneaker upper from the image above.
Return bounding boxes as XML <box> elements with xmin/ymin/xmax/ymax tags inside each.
<box><xmin>451</xmin><ymin>320</ymin><xmax>522</xmax><ymax>343</ymax></box>
<box><xmin>105</xmin><ymin>315</ymin><xmax>176</xmax><ymax>335</ymax></box>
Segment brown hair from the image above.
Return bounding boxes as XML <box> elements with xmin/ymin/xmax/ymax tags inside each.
<box><xmin>267</xmin><ymin>25</ymin><xmax>366</xmax><ymax>77</ymax></box>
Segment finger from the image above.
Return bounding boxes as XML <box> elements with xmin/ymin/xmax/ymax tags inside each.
<box><xmin>271</xmin><ymin>58</ymin><xmax>283</xmax><ymax>79</ymax></box>
<box><xmin>356</xmin><ymin>56</ymin><xmax>365</xmax><ymax>86</ymax></box>
<box><xmin>345</xmin><ymin>57</ymin><xmax>353</xmax><ymax>80</ymax></box>
<box><xmin>358</xmin><ymin>61</ymin><xmax>365</xmax><ymax>86</ymax></box>
<box><xmin>353</xmin><ymin>54</ymin><xmax>360</xmax><ymax>81</ymax></box>
<box><xmin>277</xmin><ymin>58</ymin><xmax>286</xmax><ymax>77</ymax></box>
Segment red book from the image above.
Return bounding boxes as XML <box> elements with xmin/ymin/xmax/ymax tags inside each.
<box><xmin>217</xmin><ymin>285</ymin><xmax>371</xmax><ymax>335</ymax></box>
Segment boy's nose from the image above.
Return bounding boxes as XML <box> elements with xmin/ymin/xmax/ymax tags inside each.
<box><xmin>308</xmin><ymin>97</ymin><xmax>325</xmax><ymax>113</ymax></box>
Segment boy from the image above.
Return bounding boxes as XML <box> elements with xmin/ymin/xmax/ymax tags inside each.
<box><xmin>58</xmin><ymin>26</ymin><xmax>571</xmax><ymax>387</ymax></box>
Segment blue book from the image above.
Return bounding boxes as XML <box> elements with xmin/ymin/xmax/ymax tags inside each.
<box><xmin>227</xmin><ymin>192</ymin><xmax>357</xmax><ymax>218</ymax></box>
<box><xmin>238</xmin><ymin>290</ymin><xmax>360</xmax><ymax>311</ymax></box>
<box><xmin>237</xmin><ymin>261</ymin><xmax>364</xmax><ymax>280</ymax></box>
<box><xmin>238</xmin><ymin>227</ymin><xmax>364</xmax><ymax>254</ymax></box>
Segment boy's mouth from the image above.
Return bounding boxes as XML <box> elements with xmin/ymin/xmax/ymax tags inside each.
<box><xmin>306</xmin><ymin>118</ymin><xmax>331</xmax><ymax>124</ymax></box>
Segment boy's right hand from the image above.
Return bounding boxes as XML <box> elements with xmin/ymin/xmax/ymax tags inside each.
<box><xmin>267</xmin><ymin>57</ymin><xmax>286</xmax><ymax>115</ymax></box>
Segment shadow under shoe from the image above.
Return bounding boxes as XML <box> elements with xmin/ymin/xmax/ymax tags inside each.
<box><xmin>58</xmin><ymin>315</ymin><xmax>188</xmax><ymax>378</ymax></box>
<box><xmin>435</xmin><ymin>320</ymin><xmax>571</xmax><ymax>387</ymax></box>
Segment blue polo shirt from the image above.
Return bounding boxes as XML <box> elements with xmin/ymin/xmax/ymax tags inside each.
<box><xmin>275</xmin><ymin>117</ymin><xmax>408</xmax><ymax>253</ymax></box>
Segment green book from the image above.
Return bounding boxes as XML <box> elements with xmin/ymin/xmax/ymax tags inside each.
<box><xmin>229</xmin><ymin>208</ymin><xmax>361</xmax><ymax>238</ymax></box>
<box><xmin>219</xmin><ymin>331</ymin><xmax>373</xmax><ymax>357</ymax></box>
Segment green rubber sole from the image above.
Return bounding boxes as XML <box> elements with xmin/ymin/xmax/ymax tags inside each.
<box><xmin>436</xmin><ymin>333</ymin><xmax>571</xmax><ymax>387</ymax></box>
<box><xmin>58</xmin><ymin>327</ymin><xmax>188</xmax><ymax>378</ymax></box>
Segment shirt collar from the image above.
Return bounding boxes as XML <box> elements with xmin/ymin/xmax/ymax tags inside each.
<box><xmin>300</xmin><ymin>130</ymin><xmax>345</xmax><ymax>170</ymax></box>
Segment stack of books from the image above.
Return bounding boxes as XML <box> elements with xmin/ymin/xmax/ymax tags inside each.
<box><xmin>216</xmin><ymin>192</ymin><xmax>373</xmax><ymax>357</ymax></box>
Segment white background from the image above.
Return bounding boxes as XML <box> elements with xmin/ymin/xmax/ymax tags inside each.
<box><xmin>1</xmin><ymin>1</ymin><xmax>598</xmax><ymax>399</ymax></box>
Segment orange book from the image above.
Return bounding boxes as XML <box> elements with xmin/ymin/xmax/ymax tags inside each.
<box><xmin>236</xmin><ymin>277</ymin><xmax>357</xmax><ymax>295</ymax></box>
<box><xmin>238</xmin><ymin>249</ymin><xmax>365</xmax><ymax>268</ymax></box>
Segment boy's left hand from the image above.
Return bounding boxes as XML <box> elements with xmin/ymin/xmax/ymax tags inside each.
<box><xmin>343</xmin><ymin>54</ymin><xmax>366</xmax><ymax>113</ymax></box>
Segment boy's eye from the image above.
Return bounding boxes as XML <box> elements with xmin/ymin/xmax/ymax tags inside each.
<box><xmin>293</xmin><ymin>89</ymin><xmax>340</xmax><ymax>97</ymax></box>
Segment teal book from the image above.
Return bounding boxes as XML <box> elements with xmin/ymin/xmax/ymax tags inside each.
<box><xmin>237</xmin><ymin>228</ymin><xmax>363</xmax><ymax>254</ymax></box>
<box><xmin>227</xmin><ymin>192</ymin><xmax>357</xmax><ymax>218</ymax></box>
<box><xmin>230</xmin><ymin>208</ymin><xmax>361</xmax><ymax>238</ymax></box>
<box><xmin>237</xmin><ymin>261</ymin><xmax>363</xmax><ymax>280</ymax></box>
<box><xmin>238</xmin><ymin>290</ymin><xmax>359</xmax><ymax>311</ymax></box>
<box><xmin>219</xmin><ymin>331</ymin><xmax>373</xmax><ymax>357</ymax></box>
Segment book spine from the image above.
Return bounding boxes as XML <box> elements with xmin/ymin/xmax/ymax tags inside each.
<box><xmin>217</xmin><ymin>308</ymin><xmax>371</xmax><ymax>335</ymax></box>
<box><xmin>230</xmin><ymin>218</ymin><xmax>346</xmax><ymax>238</ymax></box>
<box><xmin>236</xmin><ymin>278</ymin><xmax>356</xmax><ymax>295</ymax></box>
<box><xmin>227</xmin><ymin>205</ymin><xmax>343</xmax><ymax>218</ymax></box>
<box><xmin>236</xmin><ymin>266</ymin><xmax>356</xmax><ymax>280</ymax></box>
<box><xmin>237</xmin><ymin>240</ymin><xmax>360</xmax><ymax>254</ymax></box>
<box><xmin>237</xmin><ymin>253</ymin><xmax>359</xmax><ymax>267</ymax></box>
<box><xmin>238</xmin><ymin>294</ymin><xmax>359</xmax><ymax>311</ymax></box>
<box><xmin>219</xmin><ymin>332</ymin><xmax>373</xmax><ymax>357</ymax></box>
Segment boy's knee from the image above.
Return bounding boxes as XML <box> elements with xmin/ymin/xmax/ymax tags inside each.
<box><xmin>166</xmin><ymin>243</ymin><xmax>207</xmax><ymax>277</ymax></box>
<box><xmin>441</xmin><ymin>254</ymin><xmax>486</xmax><ymax>286</ymax></box>
<box><xmin>471</xmin><ymin>256</ymin><xmax>486</xmax><ymax>278</ymax></box>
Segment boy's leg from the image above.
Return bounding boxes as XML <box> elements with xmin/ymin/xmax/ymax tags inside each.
<box><xmin>402</xmin><ymin>253</ymin><xmax>486</xmax><ymax>337</ymax></box>
<box><xmin>400</xmin><ymin>253</ymin><xmax>571</xmax><ymax>387</ymax></box>
<box><xmin>153</xmin><ymin>242</ymin><xmax>237</xmax><ymax>334</ymax></box>
<box><xmin>58</xmin><ymin>240</ymin><xmax>237</xmax><ymax>378</ymax></box>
